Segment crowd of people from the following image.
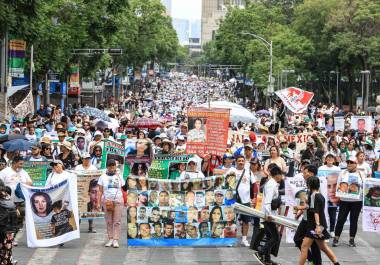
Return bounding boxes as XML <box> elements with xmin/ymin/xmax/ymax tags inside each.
<box><xmin>0</xmin><ymin>77</ymin><xmax>379</xmax><ymax>265</ymax></box>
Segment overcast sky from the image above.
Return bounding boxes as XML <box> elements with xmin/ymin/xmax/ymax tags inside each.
<box><xmin>171</xmin><ymin>0</ymin><xmax>201</xmax><ymax>20</ymax></box>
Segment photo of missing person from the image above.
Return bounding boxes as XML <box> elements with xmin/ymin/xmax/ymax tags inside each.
<box><xmin>223</xmin><ymin>224</ymin><xmax>237</xmax><ymax>238</ymax></box>
<box><xmin>214</xmin><ymin>190</ymin><xmax>225</xmax><ymax>206</ymax></box>
<box><xmin>148</xmin><ymin>191</ymin><xmax>158</xmax><ymax>207</ymax></box>
<box><xmin>211</xmin><ymin>221</ymin><xmax>225</xmax><ymax>238</ymax></box>
<box><xmin>364</xmin><ymin>185</ymin><xmax>380</xmax><ymax>207</ymax></box>
<box><xmin>185</xmin><ymin>191</ymin><xmax>196</xmax><ymax>207</ymax></box>
<box><xmin>205</xmin><ymin>190</ymin><xmax>215</xmax><ymax>206</ymax></box>
<box><xmin>127</xmin><ymin>190</ymin><xmax>138</xmax><ymax>207</ymax></box>
<box><xmin>224</xmin><ymin>173</ymin><xmax>237</xmax><ymax>190</ymax></box>
<box><xmin>203</xmin><ymin>178</ymin><xmax>214</xmax><ymax>191</ymax></box>
<box><xmin>138</xmin><ymin>192</ymin><xmax>148</xmax><ymax>206</ymax></box>
<box><xmin>125</xmin><ymin>139</ymin><xmax>152</xmax><ymax>163</ymax></box>
<box><xmin>187</xmin><ymin>206</ymin><xmax>198</xmax><ymax>223</ymax></box>
<box><xmin>198</xmin><ymin>206</ymin><xmax>210</xmax><ymax>222</ymax></box>
<box><xmin>199</xmin><ymin>222</ymin><xmax>210</xmax><ymax>238</ymax></box>
<box><xmin>195</xmin><ymin>191</ymin><xmax>205</xmax><ymax>208</ymax></box>
<box><xmin>86</xmin><ymin>179</ymin><xmax>100</xmax><ymax>216</ymax></box>
<box><xmin>127</xmin><ymin>206</ymin><xmax>137</xmax><ymax>224</ymax></box>
<box><xmin>31</xmin><ymin>189</ymin><xmax>76</xmax><ymax>240</ymax></box>
<box><xmin>163</xmin><ymin>222</ymin><xmax>174</xmax><ymax>239</ymax></box>
<box><xmin>139</xmin><ymin>223</ymin><xmax>151</xmax><ymax>239</ymax></box>
<box><xmin>170</xmin><ymin>181</ymin><xmax>181</xmax><ymax>192</ymax></box>
<box><xmin>224</xmin><ymin>189</ymin><xmax>236</xmax><ymax>206</ymax></box>
<box><xmin>151</xmin><ymin>222</ymin><xmax>163</xmax><ymax>238</ymax></box>
<box><xmin>187</xmin><ymin>118</ymin><xmax>206</xmax><ymax>143</ymax></box>
<box><xmin>327</xmin><ymin>173</ymin><xmax>340</xmax><ymax>206</ymax></box>
<box><xmin>169</xmin><ymin>192</ymin><xmax>185</xmax><ymax>207</ymax></box>
<box><xmin>148</xmin><ymin>207</ymin><xmax>161</xmax><ymax>223</ymax></box>
<box><xmin>127</xmin><ymin>222</ymin><xmax>138</xmax><ymax>239</ymax></box>
<box><xmin>175</xmin><ymin>222</ymin><xmax>187</xmax><ymax>239</ymax></box>
<box><xmin>185</xmin><ymin>223</ymin><xmax>199</xmax><ymax>239</ymax></box>
<box><xmin>137</xmin><ymin>207</ymin><xmax>148</xmax><ymax>223</ymax></box>
<box><xmin>169</xmin><ymin>162</ymin><xmax>187</xmax><ymax>180</ymax></box>
<box><xmin>50</xmin><ymin>200</ymin><xmax>75</xmax><ymax>237</ymax></box>
<box><xmin>338</xmin><ymin>182</ymin><xmax>349</xmax><ymax>193</ymax></box>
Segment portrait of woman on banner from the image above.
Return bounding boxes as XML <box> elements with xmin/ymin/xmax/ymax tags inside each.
<box><xmin>187</xmin><ymin>118</ymin><xmax>206</xmax><ymax>143</ymax></box>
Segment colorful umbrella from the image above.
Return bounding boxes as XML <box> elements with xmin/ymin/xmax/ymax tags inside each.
<box><xmin>128</xmin><ymin>117</ymin><xmax>162</xmax><ymax>129</ymax></box>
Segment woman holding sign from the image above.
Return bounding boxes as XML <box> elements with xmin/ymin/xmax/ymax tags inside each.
<box><xmin>333</xmin><ymin>155</ymin><xmax>363</xmax><ymax>247</ymax></box>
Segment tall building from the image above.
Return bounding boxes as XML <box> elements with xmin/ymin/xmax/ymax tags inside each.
<box><xmin>201</xmin><ymin>0</ymin><xmax>245</xmax><ymax>46</ymax></box>
<box><xmin>161</xmin><ymin>0</ymin><xmax>172</xmax><ymax>16</ymax></box>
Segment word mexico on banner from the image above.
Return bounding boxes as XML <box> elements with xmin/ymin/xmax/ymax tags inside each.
<box><xmin>186</xmin><ymin>108</ymin><xmax>230</xmax><ymax>157</ymax></box>
<box><xmin>21</xmin><ymin>177</ymin><xmax>80</xmax><ymax>248</ymax></box>
<box><xmin>126</xmin><ymin>175</ymin><xmax>237</xmax><ymax>246</ymax></box>
<box><xmin>73</xmin><ymin>170</ymin><xmax>105</xmax><ymax>220</ymax></box>
<box><xmin>362</xmin><ymin>178</ymin><xmax>380</xmax><ymax>233</ymax></box>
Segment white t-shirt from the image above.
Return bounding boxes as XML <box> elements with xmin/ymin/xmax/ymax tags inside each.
<box><xmin>318</xmin><ymin>165</ymin><xmax>341</xmax><ymax>171</ymax></box>
<box><xmin>74</xmin><ymin>164</ymin><xmax>98</xmax><ymax>171</ymax></box>
<box><xmin>97</xmin><ymin>173</ymin><xmax>125</xmax><ymax>202</ymax></box>
<box><xmin>45</xmin><ymin>171</ymin><xmax>71</xmax><ymax>187</ymax></box>
<box><xmin>226</xmin><ymin>168</ymin><xmax>256</xmax><ymax>204</ymax></box>
<box><xmin>0</xmin><ymin>167</ymin><xmax>32</xmax><ymax>202</ymax></box>
<box><xmin>179</xmin><ymin>171</ymin><xmax>205</xmax><ymax>180</ymax></box>
<box><xmin>357</xmin><ymin>162</ymin><xmax>372</xmax><ymax>177</ymax></box>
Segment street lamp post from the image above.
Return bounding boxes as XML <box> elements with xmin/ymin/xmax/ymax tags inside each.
<box><xmin>240</xmin><ymin>32</ymin><xmax>273</xmax><ymax>94</ymax></box>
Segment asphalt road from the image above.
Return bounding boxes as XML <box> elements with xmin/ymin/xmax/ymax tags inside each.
<box><xmin>13</xmin><ymin>218</ymin><xmax>380</xmax><ymax>265</ymax></box>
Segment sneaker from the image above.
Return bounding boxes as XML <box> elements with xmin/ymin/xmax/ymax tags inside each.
<box><xmin>105</xmin><ymin>239</ymin><xmax>113</xmax><ymax>247</ymax></box>
<box><xmin>88</xmin><ymin>229</ymin><xmax>97</xmax><ymax>233</ymax></box>
<box><xmin>12</xmin><ymin>241</ymin><xmax>18</xmax><ymax>247</ymax></box>
<box><xmin>253</xmin><ymin>252</ymin><xmax>265</xmax><ymax>265</ymax></box>
<box><xmin>241</xmin><ymin>239</ymin><xmax>250</xmax><ymax>247</ymax></box>
<box><xmin>265</xmin><ymin>261</ymin><xmax>279</xmax><ymax>265</ymax></box>
<box><xmin>330</xmin><ymin>231</ymin><xmax>335</xmax><ymax>238</ymax></box>
<box><xmin>349</xmin><ymin>238</ymin><xmax>356</xmax><ymax>247</ymax></box>
<box><xmin>332</xmin><ymin>238</ymin><xmax>339</xmax><ymax>247</ymax></box>
<box><xmin>59</xmin><ymin>243</ymin><xmax>64</xmax><ymax>247</ymax></box>
<box><xmin>113</xmin><ymin>240</ymin><xmax>119</xmax><ymax>248</ymax></box>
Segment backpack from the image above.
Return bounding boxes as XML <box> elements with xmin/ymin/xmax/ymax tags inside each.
<box><xmin>0</xmin><ymin>198</ymin><xmax>19</xmax><ymax>233</ymax></box>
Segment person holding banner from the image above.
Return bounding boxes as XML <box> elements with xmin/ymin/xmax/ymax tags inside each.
<box><xmin>28</xmin><ymin>143</ymin><xmax>47</xmax><ymax>162</ymax></box>
<box><xmin>333</xmin><ymin>155</ymin><xmax>364</xmax><ymax>247</ymax></box>
<box><xmin>45</xmin><ymin>160</ymin><xmax>71</xmax><ymax>187</ymax></box>
<box><xmin>226</xmin><ymin>155</ymin><xmax>256</xmax><ymax>247</ymax></box>
<box><xmin>97</xmin><ymin>159</ymin><xmax>125</xmax><ymax>248</ymax></box>
<box><xmin>298</xmin><ymin>177</ymin><xmax>340</xmax><ymax>265</ymax></box>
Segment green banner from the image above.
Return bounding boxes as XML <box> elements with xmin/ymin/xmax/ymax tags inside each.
<box><xmin>148</xmin><ymin>154</ymin><xmax>194</xmax><ymax>179</ymax></box>
<box><xmin>24</xmin><ymin>161</ymin><xmax>49</xmax><ymax>186</ymax></box>
<box><xmin>101</xmin><ymin>139</ymin><xmax>125</xmax><ymax>174</ymax></box>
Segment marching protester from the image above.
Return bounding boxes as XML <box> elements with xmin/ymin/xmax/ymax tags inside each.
<box><xmin>333</xmin><ymin>155</ymin><xmax>364</xmax><ymax>247</ymax></box>
<box><xmin>298</xmin><ymin>176</ymin><xmax>340</xmax><ymax>265</ymax></box>
<box><xmin>254</xmin><ymin>165</ymin><xmax>283</xmax><ymax>265</ymax></box>
<box><xmin>97</xmin><ymin>159</ymin><xmax>125</xmax><ymax>248</ymax></box>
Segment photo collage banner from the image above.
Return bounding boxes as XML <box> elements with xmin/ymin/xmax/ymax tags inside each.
<box><xmin>126</xmin><ymin>175</ymin><xmax>238</xmax><ymax>246</ymax></box>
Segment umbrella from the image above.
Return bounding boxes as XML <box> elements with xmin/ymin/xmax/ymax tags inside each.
<box><xmin>256</xmin><ymin>109</ymin><xmax>270</xmax><ymax>116</ymax></box>
<box><xmin>128</xmin><ymin>117</ymin><xmax>162</xmax><ymax>129</ymax></box>
<box><xmin>0</xmin><ymin>134</ymin><xmax>26</xmax><ymax>143</ymax></box>
<box><xmin>199</xmin><ymin>101</ymin><xmax>258</xmax><ymax>124</ymax></box>
<box><xmin>95</xmin><ymin>120</ymin><xmax>109</xmax><ymax>129</ymax></box>
<box><xmin>77</xmin><ymin>107</ymin><xmax>111</xmax><ymax>122</ymax></box>
<box><xmin>3</xmin><ymin>139</ymin><xmax>33</xmax><ymax>152</ymax></box>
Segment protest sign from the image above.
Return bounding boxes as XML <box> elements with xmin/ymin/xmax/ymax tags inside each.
<box><xmin>362</xmin><ymin>178</ymin><xmax>380</xmax><ymax>233</ymax></box>
<box><xmin>126</xmin><ymin>175</ymin><xmax>237</xmax><ymax>246</ymax></box>
<box><xmin>334</xmin><ymin>117</ymin><xmax>345</xmax><ymax>131</ymax></box>
<box><xmin>284</xmin><ymin>133</ymin><xmax>311</xmax><ymax>154</ymax></box>
<box><xmin>228</xmin><ymin>129</ymin><xmax>249</xmax><ymax>147</ymax></box>
<box><xmin>74</xmin><ymin>170</ymin><xmax>105</xmax><ymax>220</ymax></box>
<box><xmin>148</xmin><ymin>154</ymin><xmax>195</xmax><ymax>179</ymax></box>
<box><xmin>318</xmin><ymin>170</ymin><xmax>341</xmax><ymax>207</ymax></box>
<box><xmin>23</xmin><ymin>161</ymin><xmax>49</xmax><ymax>186</ymax></box>
<box><xmin>336</xmin><ymin>171</ymin><xmax>362</xmax><ymax>201</ymax></box>
<box><xmin>186</xmin><ymin>108</ymin><xmax>230</xmax><ymax>157</ymax></box>
<box><xmin>21</xmin><ymin>177</ymin><xmax>80</xmax><ymax>247</ymax></box>
<box><xmin>350</xmin><ymin>116</ymin><xmax>373</xmax><ymax>133</ymax></box>
<box><xmin>101</xmin><ymin>139</ymin><xmax>125</xmax><ymax>174</ymax></box>
<box><xmin>284</xmin><ymin>175</ymin><xmax>306</xmax><ymax>206</ymax></box>
<box><xmin>124</xmin><ymin>139</ymin><xmax>153</xmax><ymax>178</ymax></box>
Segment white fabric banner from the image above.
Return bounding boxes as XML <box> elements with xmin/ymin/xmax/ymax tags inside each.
<box><xmin>21</xmin><ymin>176</ymin><xmax>80</xmax><ymax>247</ymax></box>
<box><xmin>274</xmin><ymin>87</ymin><xmax>314</xmax><ymax>113</ymax></box>
<box><xmin>362</xmin><ymin>178</ymin><xmax>380</xmax><ymax>233</ymax></box>
<box><xmin>334</xmin><ymin>117</ymin><xmax>345</xmax><ymax>132</ymax></box>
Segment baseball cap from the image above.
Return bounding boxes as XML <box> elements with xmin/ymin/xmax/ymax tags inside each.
<box><xmin>347</xmin><ymin>156</ymin><xmax>357</xmax><ymax>163</ymax></box>
<box><xmin>50</xmin><ymin>160</ymin><xmax>64</xmax><ymax>167</ymax></box>
<box><xmin>82</xmin><ymin>152</ymin><xmax>91</xmax><ymax>159</ymax></box>
<box><xmin>94</xmin><ymin>131</ymin><xmax>102</xmax><ymax>137</ymax></box>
